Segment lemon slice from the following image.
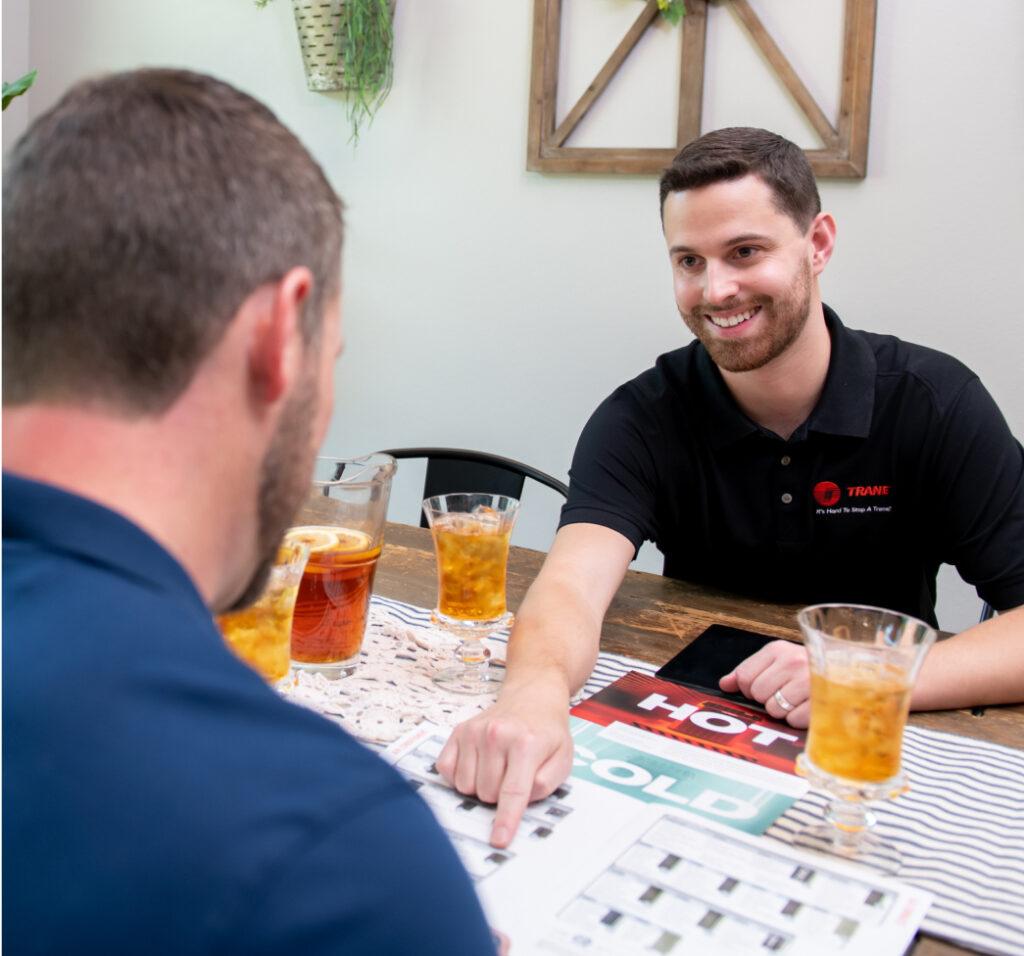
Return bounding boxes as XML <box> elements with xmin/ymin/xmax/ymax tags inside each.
<box><xmin>333</xmin><ymin>528</ymin><xmax>373</xmax><ymax>553</ymax></box>
<box><xmin>287</xmin><ymin>525</ymin><xmax>373</xmax><ymax>555</ymax></box>
<box><xmin>287</xmin><ymin>526</ymin><xmax>342</xmax><ymax>555</ymax></box>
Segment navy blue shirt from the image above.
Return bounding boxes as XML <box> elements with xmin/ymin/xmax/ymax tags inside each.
<box><xmin>3</xmin><ymin>473</ymin><xmax>495</xmax><ymax>956</ymax></box>
<box><xmin>561</xmin><ymin>308</ymin><xmax>1024</xmax><ymax>624</ymax></box>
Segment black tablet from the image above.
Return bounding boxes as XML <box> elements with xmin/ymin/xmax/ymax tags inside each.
<box><xmin>654</xmin><ymin>624</ymin><xmax>779</xmax><ymax>708</ymax></box>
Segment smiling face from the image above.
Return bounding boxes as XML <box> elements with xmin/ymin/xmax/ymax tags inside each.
<box><xmin>664</xmin><ymin>174</ymin><xmax>822</xmax><ymax>373</ymax></box>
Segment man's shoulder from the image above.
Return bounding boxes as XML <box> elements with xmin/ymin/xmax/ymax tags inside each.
<box><xmin>839</xmin><ymin>325</ymin><xmax>983</xmax><ymax>419</ymax></box>
<box><xmin>6</xmin><ymin>545</ymin><xmax>403</xmax><ymax>800</ymax></box>
<box><xmin>2</xmin><ymin>492</ymin><xmax>412</xmax><ymax>825</ymax></box>
<box><xmin>852</xmin><ymin>326</ymin><xmax>979</xmax><ymax>412</ymax></box>
<box><xmin>605</xmin><ymin>340</ymin><xmax>704</xmax><ymax>410</ymax></box>
<box><xmin>4</xmin><ymin>538</ymin><xmax>452</xmax><ymax>952</ymax></box>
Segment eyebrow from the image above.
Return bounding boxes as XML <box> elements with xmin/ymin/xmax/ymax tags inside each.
<box><xmin>669</xmin><ymin>233</ymin><xmax>773</xmax><ymax>255</ymax></box>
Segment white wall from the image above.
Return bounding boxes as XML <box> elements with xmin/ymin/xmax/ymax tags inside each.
<box><xmin>5</xmin><ymin>0</ymin><xmax>1022</xmax><ymax>630</ymax></box>
<box><xmin>1</xmin><ymin>0</ymin><xmax>31</xmax><ymax>146</ymax></box>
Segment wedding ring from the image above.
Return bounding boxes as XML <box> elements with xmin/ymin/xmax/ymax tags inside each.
<box><xmin>773</xmin><ymin>689</ymin><xmax>794</xmax><ymax>713</ymax></box>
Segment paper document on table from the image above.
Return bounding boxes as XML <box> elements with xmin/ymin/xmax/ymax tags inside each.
<box><xmin>569</xmin><ymin>717</ymin><xmax>807</xmax><ymax>834</ymax></box>
<box><xmin>571</xmin><ymin>670</ymin><xmax>806</xmax><ymax>774</ymax></box>
<box><xmin>385</xmin><ymin>723</ymin><xmax>932</xmax><ymax>956</ymax></box>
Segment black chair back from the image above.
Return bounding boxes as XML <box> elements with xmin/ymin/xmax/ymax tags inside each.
<box><xmin>378</xmin><ymin>447</ymin><xmax>568</xmax><ymax>528</ymax></box>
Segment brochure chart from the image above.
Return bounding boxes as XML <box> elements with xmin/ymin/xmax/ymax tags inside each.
<box><xmin>386</xmin><ymin>724</ymin><xmax>931</xmax><ymax>956</ymax></box>
<box><xmin>389</xmin><ymin>723</ymin><xmax>579</xmax><ymax>882</ymax></box>
<box><xmin>537</xmin><ymin>809</ymin><xmax>932</xmax><ymax>956</ymax></box>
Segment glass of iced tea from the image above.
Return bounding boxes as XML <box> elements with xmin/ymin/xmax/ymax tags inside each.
<box><xmin>289</xmin><ymin>454</ymin><xmax>395</xmax><ymax>678</ymax></box>
<box><xmin>423</xmin><ymin>493</ymin><xmax>520</xmax><ymax>694</ymax></box>
<box><xmin>795</xmin><ymin>603</ymin><xmax>937</xmax><ymax>872</ymax></box>
<box><xmin>216</xmin><ymin>539</ymin><xmax>309</xmax><ymax>684</ymax></box>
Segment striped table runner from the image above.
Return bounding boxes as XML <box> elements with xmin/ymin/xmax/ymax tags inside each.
<box><xmin>371</xmin><ymin>595</ymin><xmax>1024</xmax><ymax>956</ymax></box>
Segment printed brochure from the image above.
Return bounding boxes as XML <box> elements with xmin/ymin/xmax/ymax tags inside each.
<box><xmin>385</xmin><ymin>722</ymin><xmax>932</xmax><ymax>956</ymax></box>
<box><xmin>571</xmin><ymin>670</ymin><xmax>806</xmax><ymax>774</ymax></box>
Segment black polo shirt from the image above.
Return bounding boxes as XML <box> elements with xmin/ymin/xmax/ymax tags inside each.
<box><xmin>560</xmin><ymin>306</ymin><xmax>1024</xmax><ymax>625</ymax></box>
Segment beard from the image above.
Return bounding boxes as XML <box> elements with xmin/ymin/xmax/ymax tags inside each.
<box><xmin>682</xmin><ymin>259</ymin><xmax>813</xmax><ymax>373</ymax></box>
<box><xmin>222</xmin><ymin>370</ymin><xmax>318</xmax><ymax>613</ymax></box>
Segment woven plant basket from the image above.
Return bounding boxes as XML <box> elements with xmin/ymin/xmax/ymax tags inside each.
<box><xmin>290</xmin><ymin>0</ymin><xmax>394</xmax><ymax>92</ymax></box>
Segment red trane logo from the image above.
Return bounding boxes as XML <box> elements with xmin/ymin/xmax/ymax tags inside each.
<box><xmin>846</xmin><ymin>485</ymin><xmax>890</xmax><ymax>497</ymax></box>
<box><xmin>813</xmin><ymin>481</ymin><xmax>841</xmax><ymax>507</ymax></box>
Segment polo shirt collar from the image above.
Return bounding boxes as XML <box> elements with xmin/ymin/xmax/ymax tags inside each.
<box><xmin>804</xmin><ymin>305</ymin><xmax>876</xmax><ymax>439</ymax></box>
<box><xmin>695</xmin><ymin>347</ymin><xmax>759</xmax><ymax>449</ymax></box>
<box><xmin>697</xmin><ymin>304</ymin><xmax>876</xmax><ymax>448</ymax></box>
<box><xmin>2</xmin><ymin>471</ymin><xmax>205</xmax><ymax>606</ymax></box>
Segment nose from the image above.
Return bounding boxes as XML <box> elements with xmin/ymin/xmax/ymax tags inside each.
<box><xmin>703</xmin><ymin>261</ymin><xmax>739</xmax><ymax>306</ymax></box>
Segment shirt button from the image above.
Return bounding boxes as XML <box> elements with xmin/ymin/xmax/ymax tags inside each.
<box><xmin>781</xmin><ymin>493</ymin><xmax>793</xmax><ymax>504</ymax></box>
<box><xmin>780</xmin><ymin>455</ymin><xmax>792</xmax><ymax>466</ymax></box>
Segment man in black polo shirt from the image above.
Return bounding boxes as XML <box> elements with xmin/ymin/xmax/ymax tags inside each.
<box><xmin>436</xmin><ymin>127</ymin><xmax>1024</xmax><ymax>849</ymax></box>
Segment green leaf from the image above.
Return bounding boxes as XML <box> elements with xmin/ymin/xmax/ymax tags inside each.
<box><xmin>2</xmin><ymin>69</ymin><xmax>37</xmax><ymax>111</ymax></box>
<box><xmin>340</xmin><ymin>0</ymin><xmax>394</xmax><ymax>144</ymax></box>
<box><xmin>661</xmin><ymin>0</ymin><xmax>686</xmax><ymax>26</ymax></box>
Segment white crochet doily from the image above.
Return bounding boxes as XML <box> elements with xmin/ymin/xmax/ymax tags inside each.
<box><xmin>277</xmin><ymin>601</ymin><xmax>507</xmax><ymax>745</ymax></box>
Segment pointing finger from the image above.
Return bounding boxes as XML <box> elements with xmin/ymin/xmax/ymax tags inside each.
<box><xmin>490</xmin><ymin>738</ymin><xmax>540</xmax><ymax>848</ymax></box>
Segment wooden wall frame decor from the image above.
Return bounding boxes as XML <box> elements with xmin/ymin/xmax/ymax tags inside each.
<box><xmin>527</xmin><ymin>0</ymin><xmax>876</xmax><ymax>177</ymax></box>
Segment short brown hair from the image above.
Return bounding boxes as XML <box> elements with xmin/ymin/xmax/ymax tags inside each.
<box><xmin>3</xmin><ymin>69</ymin><xmax>344</xmax><ymax>413</ymax></box>
<box><xmin>659</xmin><ymin>127</ymin><xmax>820</xmax><ymax>230</ymax></box>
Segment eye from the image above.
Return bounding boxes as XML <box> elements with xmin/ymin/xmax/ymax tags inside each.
<box><xmin>734</xmin><ymin>246</ymin><xmax>758</xmax><ymax>260</ymax></box>
<box><xmin>677</xmin><ymin>254</ymin><xmax>700</xmax><ymax>270</ymax></box>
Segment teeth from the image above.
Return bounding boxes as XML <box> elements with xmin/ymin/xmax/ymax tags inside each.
<box><xmin>708</xmin><ymin>307</ymin><xmax>758</xmax><ymax>328</ymax></box>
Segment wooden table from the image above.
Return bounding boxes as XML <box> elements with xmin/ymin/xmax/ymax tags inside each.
<box><xmin>376</xmin><ymin>523</ymin><xmax>1024</xmax><ymax>956</ymax></box>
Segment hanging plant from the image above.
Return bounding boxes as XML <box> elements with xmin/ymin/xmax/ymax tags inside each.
<box><xmin>256</xmin><ymin>0</ymin><xmax>395</xmax><ymax>143</ymax></box>
<box><xmin>657</xmin><ymin>0</ymin><xmax>687</xmax><ymax>25</ymax></box>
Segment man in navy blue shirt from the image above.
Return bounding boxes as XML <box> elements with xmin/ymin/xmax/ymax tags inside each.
<box><xmin>3</xmin><ymin>70</ymin><xmax>496</xmax><ymax>955</ymax></box>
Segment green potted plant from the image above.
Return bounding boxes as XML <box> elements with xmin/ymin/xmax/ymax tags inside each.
<box><xmin>257</xmin><ymin>0</ymin><xmax>394</xmax><ymax>142</ymax></box>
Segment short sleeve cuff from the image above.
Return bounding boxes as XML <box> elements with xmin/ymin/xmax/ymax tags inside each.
<box><xmin>558</xmin><ymin>506</ymin><xmax>647</xmax><ymax>557</ymax></box>
<box><xmin>977</xmin><ymin>577</ymin><xmax>1024</xmax><ymax>614</ymax></box>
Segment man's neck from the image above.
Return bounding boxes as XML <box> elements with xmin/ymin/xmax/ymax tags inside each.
<box><xmin>3</xmin><ymin>401</ymin><xmax>261</xmax><ymax>608</ymax></box>
<box><xmin>720</xmin><ymin>306</ymin><xmax>832</xmax><ymax>441</ymax></box>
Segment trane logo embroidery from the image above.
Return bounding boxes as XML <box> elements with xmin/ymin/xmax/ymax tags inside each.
<box><xmin>813</xmin><ymin>480</ymin><xmax>894</xmax><ymax>515</ymax></box>
<box><xmin>812</xmin><ymin>481</ymin><xmax>841</xmax><ymax>507</ymax></box>
<box><xmin>846</xmin><ymin>485</ymin><xmax>890</xmax><ymax>497</ymax></box>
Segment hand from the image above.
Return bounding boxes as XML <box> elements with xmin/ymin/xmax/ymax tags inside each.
<box><xmin>435</xmin><ymin>680</ymin><xmax>574</xmax><ymax>849</ymax></box>
<box><xmin>719</xmin><ymin>640</ymin><xmax>811</xmax><ymax>727</ymax></box>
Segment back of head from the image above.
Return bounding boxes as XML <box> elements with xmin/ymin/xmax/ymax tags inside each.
<box><xmin>659</xmin><ymin>127</ymin><xmax>820</xmax><ymax>230</ymax></box>
<box><xmin>3</xmin><ymin>69</ymin><xmax>344</xmax><ymax>414</ymax></box>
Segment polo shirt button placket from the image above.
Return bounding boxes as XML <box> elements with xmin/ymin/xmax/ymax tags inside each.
<box><xmin>777</xmin><ymin>453</ymin><xmax>796</xmax><ymax>506</ymax></box>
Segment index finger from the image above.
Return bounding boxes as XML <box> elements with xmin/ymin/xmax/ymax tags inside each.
<box><xmin>489</xmin><ymin>737</ymin><xmax>542</xmax><ymax>849</ymax></box>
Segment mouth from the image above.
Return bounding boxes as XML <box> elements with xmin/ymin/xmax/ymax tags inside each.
<box><xmin>705</xmin><ymin>305</ymin><xmax>761</xmax><ymax>329</ymax></box>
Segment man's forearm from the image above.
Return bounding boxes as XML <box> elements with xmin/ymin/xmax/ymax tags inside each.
<box><xmin>501</xmin><ymin>577</ymin><xmax>604</xmax><ymax>701</ymax></box>
<box><xmin>912</xmin><ymin>605</ymin><xmax>1024</xmax><ymax>710</ymax></box>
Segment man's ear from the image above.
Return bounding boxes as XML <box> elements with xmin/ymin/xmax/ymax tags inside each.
<box><xmin>248</xmin><ymin>267</ymin><xmax>312</xmax><ymax>405</ymax></box>
<box><xmin>808</xmin><ymin>212</ymin><xmax>837</xmax><ymax>276</ymax></box>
